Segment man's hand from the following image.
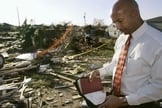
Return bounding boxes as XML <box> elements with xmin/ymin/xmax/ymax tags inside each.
<box><xmin>98</xmin><ymin>95</ymin><xmax>128</xmax><ymax>108</ymax></box>
<box><xmin>89</xmin><ymin>70</ymin><xmax>100</xmax><ymax>81</ymax></box>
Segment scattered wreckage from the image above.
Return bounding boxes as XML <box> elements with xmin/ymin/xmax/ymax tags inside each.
<box><xmin>0</xmin><ymin>24</ymin><xmax>113</xmax><ymax>108</ymax></box>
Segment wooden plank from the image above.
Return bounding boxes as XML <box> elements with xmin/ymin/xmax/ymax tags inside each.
<box><xmin>0</xmin><ymin>65</ymin><xmax>38</xmax><ymax>76</ymax></box>
<box><xmin>49</xmin><ymin>72</ymin><xmax>75</xmax><ymax>82</ymax></box>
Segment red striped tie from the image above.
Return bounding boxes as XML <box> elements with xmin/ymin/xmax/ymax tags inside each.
<box><xmin>113</xmin><ymin>34</ymin><xmax>132</xmax><ymax>96</ymax></box>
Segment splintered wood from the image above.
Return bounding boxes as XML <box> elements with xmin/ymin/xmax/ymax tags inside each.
<box><xmin>36</xmin><ymin>26</ymin><xmax>73</xmax><ymax>57</ymax></box>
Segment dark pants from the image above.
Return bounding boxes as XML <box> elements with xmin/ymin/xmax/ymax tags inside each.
<box><xmin>120</xmin><ymin>101</ymin><xmax>160</xmax><ymax>108</ymax></box>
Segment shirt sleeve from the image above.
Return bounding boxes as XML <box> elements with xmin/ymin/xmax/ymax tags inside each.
<box><xmin>97</xmin><ymin>34</ymin><xmax>128</xmax><ymax>80</ymax></box>
<box><xmin>98</xmin><ymin>54</ymin><xmax>116</xmax><ymax>79</ymax></box>
<box><xmin>126</xmin><ymin>48</ymin><xmax>162</xmax><ymax>105</ymax></box>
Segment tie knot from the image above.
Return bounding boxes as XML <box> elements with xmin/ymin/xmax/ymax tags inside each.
<box><xmin>128</xmin><ymin>34</ymin><xmax>132</xmax><ymax>40</ymax></box>
<box><xmin>124</xmin><ymin>34</ymin><xmax>132</xmax><ymax>50</ymax></box>
<box><xmin>125</xmin><ymin>34</ymin><xmax>132</xmax><ymax>45</ymax></box>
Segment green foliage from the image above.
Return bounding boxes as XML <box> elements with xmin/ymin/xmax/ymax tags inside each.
<box><xmin>0</xmin><ymin>23</ymin><xmax>17</xmax><ymax>32</ymax></box>
<box><xmin>20</xmin><ymin>19</ymin><xmax>36</xmax><ymax>51</ymax></box>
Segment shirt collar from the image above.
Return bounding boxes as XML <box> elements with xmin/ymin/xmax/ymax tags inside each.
<box><xmin>131</xmin><ymin>22</ymin><xmax>147</xmax><ymax>41</ymax></box>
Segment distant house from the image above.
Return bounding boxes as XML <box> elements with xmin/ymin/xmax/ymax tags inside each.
<box><xmin>107</xmin><ymin>23</ymin><xmax>121</xmax><ymax>38</ymax></box>
<box><xmin>147</xmin><ymin>16</ymin><xmax>162</xmax><ymax>32</ymax></box>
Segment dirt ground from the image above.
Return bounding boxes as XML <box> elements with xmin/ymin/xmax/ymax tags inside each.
<box><xmin>20</xmin><ymin>50</ymin><xmax>113</xmax><ymax>108</ymax></box>
<box><xmin>26</xmin><ymin>55</ymin><xmax>112</xmax><ymax>108</ymax></box>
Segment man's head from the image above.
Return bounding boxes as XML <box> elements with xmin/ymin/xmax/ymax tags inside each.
<box><xmin>111</xmin><ymin>0</ymin><xmax>143</xmax><ymax>34</ymax></box>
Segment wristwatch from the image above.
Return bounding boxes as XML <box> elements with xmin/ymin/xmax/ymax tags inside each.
<box><xmin>120</xmin><ymin>97</ymin><xmax>128</xmax><ymax>106</ymax></box>
<box><xmin>122</xmin><ymin>97</ymin><xmax>127</xmax><ymax>103</ymax></box>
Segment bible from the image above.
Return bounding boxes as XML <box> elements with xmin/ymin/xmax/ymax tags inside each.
<box><xmin>75</xmin><ymin>77</ymin><xmax>106</xmax><ymax>107</ymax></box>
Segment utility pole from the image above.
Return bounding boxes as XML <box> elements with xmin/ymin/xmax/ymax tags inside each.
<box><xmin>83</xmin><ymin>12</ymin><xmax>86</xmax><ymax>26</ymax></box>
<box><xmin>16</xmin><ymin>7</ymin><xmax>21</xmax><ymax>27</ymax></box>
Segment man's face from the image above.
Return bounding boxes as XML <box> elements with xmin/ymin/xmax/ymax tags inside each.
<box><xmin>111</xmin><ymin>9</ymin><xmax>133</xmax><ymax>34</ymax></box>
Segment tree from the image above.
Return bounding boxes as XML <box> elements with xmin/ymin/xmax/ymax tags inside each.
<box><xmin>93</xmin><ymin>18</ymin><xmax>105</xmax><ymax>27</ymax></box>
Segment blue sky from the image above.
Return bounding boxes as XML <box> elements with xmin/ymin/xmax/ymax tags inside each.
<box><xmin>0</xmin><ymin>0</ymin><xmax>162</xmax><ymax>26</ymax></box>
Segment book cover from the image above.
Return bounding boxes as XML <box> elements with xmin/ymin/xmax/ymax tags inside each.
<box><xmin>77</xmin><ymin>77</ymin><xmax>103</xmax><ymax>94</ymax></box>
<box><xmin>77</xmin><ymin>77</ymin><xmax>106</xmax><ymax>105</ymax></box>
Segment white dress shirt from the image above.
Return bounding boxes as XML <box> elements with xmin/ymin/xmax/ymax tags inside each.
<box><xmin>98</xmin><ymin>22</ymin><xmax>162</xmax><ymax>105</ymax></box>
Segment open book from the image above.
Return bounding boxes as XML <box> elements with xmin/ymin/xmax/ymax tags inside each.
<box><xmin>76</xmin><ymin>77</ymin><xmax>106</xmax><ymax>105</ymax></box>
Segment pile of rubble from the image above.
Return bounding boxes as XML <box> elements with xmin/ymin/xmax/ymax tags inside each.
<box><xmin>0</xmin><ymin>25</ymin><xmax>114</xmax><ymax>108</ymax></box>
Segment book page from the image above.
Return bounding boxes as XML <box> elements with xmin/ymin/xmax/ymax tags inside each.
<box><xmin>84</xmin><ymin>90</ymin><xmax>106</xmax><ymax>105</ymax></box>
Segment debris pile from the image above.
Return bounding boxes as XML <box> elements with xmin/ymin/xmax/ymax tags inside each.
<box><xmin>0</xmin><ymin>23</ymin><xmax>114</xmax><ymax>108</ymax></box>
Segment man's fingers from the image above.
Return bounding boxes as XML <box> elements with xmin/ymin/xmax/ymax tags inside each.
<box><xmin>98</xmin><ymin>96</ymin><xmax>110</xmax><ymax>108</ymax></box>
<box><xmin>89</xmin><ymin>70</ymin><xmax>99</xmax><ymax>79</ymax></box>
<box><xmin>98</xmin><ymin>103</ymin><xmax>106</xmax><ymax>108</ymax></box>
<box><xmin>89</xmin><ymin>72</ymin><xmax>93</xmax><ymax>79</ymax></box>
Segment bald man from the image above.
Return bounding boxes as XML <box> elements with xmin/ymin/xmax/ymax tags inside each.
<box><xmin>89</xmin><ymin>0</ymin><xmax>162</xmax><ymax>108</ymax></box>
